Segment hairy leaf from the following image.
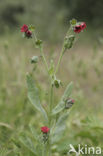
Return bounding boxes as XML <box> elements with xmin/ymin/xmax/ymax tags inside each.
<box><xmin>52</xmin><ymin>82</ymin><xmax>73</xmax><ymax>115</ymax></box>
<box><xmin>29</xmin><ymin>125</ymin><xmax>39</xmax><ymax>141</ymax></box>
<box><xmin>19</xmin><ymin>134</ymin><xmax>37</xmax><ymax>155</ymax></box>
<box><xmin>56</xmin><ymin>112</ymin><xmax>69</xmax><ymax>127</ymax></box>
<box><xmin>26</xmin><ymin>74</ymin><xmax>48</xmax><ymax>123</ymax></box>
<box><xmin>51</xmin><ymin>112</ymin><xmax>69</xmax><ymax>144</ymax></box>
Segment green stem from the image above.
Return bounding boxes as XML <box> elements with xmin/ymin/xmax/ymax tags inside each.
<box><xmin>32</xmin><ymin>32</ymin><xmax>49</xmax><ymax>73</ymax></box>
<box><xmin>40</xmin><ymin>46</ymin><xmax>49</xmax><ymax>73</ymax></box>
<box><xmin>55</xmin><ymin>46</ymin><xmax>65</xmax><ymax>74</ymax></box>
<box><xmin>48</xmin><ymin>84</ymin><xmax>53</xmax><ymax>156</ymax></box>
<box><xmin>67</xmin><ymin>26</ymin><xmax>72</xmax><ymax>36</ymax></box>
<box><xmin>55</xmin><ymin>27</ymin><xmax>72</xmax><ymax>74</ymax></box>
<box><xmin>42</xmin><ymin>143</ymin><xmax>46</xmax><ymax>156</ymax></box>
<box><xmin>49</xmin><ymin>84</ymin><xmax>53</xmax><ymax>126</ymax></box>
<box><xmin>42</xmin><ymin>144</ymin><xmax>45</xmax><ymax>156</ymax></box>
<box><xmin>33</xmin><ymin>31</ymin><xmax>38</xmax><ymax>41</ymax></box>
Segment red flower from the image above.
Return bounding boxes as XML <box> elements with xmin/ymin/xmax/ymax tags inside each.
<box><xmin>74</xmin><ymin>22</ymin><xmax>86</xmax><ymax>33</ymax></box>
<box><xmin>81</xmin><ymin>22</ymin><xmax>86</xmax><ymax>30</ymax></box>
<box><xmin>25</xmin><ymin>30</ymin><xmax>32</xmax><ymax>38</ymax></box>
<box><xmin>21</xmin><ymin>24</ymin><xmax>28</xmax><ymax>32</ymax></box>
<box><xmin>41</xmin><ymin>126</ymin><xmax>50</xmax><ymax>133</ymax></box>
<box><xmin>74</xmin><ymin>25</ymin><xmax>82</xmax><ymax>33</ymax></box>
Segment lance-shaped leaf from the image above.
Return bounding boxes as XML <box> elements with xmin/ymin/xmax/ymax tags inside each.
<box><xmin>56</xmin><ymin>111</ymin><xmax>70</xmax><ymax>127</ymax></box>
<box><xmin>51</xmin><ymin>125</ymin><xmax>66</xmax><ymax>144</ymax></box>
<box><xmin>51</xmin><ymin>112</ymin><xmax>69</xmax><ymax>144</ymax></box>
<box><xmin>29</xmin><ymin>124</ymin><xmax>39</xmax><ymax>141</ymax></box>
<box><xmin>52</xmin><ymin>82</ymin><xmax>73</xmax><ymax>115</ymax></box>
<box><xmin>19</xmin><ymin>134</ymin><xmax>37</xmax><ymax>155</ymax></box>
<box><xmin>26</xmin><ymin>74</ymin><xmax>48</xmax><ymax>123</ymax></box>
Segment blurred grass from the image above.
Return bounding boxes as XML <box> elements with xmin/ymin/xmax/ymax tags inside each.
<box><xmin>0</xmin><ymin>32</ymin><xmax>103</xmax><ymax>155</ymax></box>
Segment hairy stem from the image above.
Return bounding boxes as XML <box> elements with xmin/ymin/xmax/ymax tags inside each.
<box><xmin>42</xmin><ymin>144</ymin><xmax>45</xmax><ymax>156</ymax></box>
<box><xmin>49</xmin><ymin>84</ymin><xmax>53</xmax><ymax>126</ymax></box>
<box><xmin>48</xmin><ymin>84</ymin><xmax>54</xmax><ymax>156</ymax></box>
<box><xmin>55</xmin><ymin>46</ymin><xmax>65</xmax><ymax>74</ymax></box>
<box><xmin>55</xmin><ymin>27</ymin><xmax>72</xmax><ymax>74</ymax></box>
<box><xmin>40</xmin><ymin>46</ymin><xmax>49</xmax><ymax>73</ymax></box>
<box><xmin>32</xmin><ymin>32</ymin><xmax>49</xmax><ymax>73</ymax></box>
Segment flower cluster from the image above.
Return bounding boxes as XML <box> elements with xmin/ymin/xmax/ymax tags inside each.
<box><xmin>41</xmin><ymin>126</ymin><xmax>50</xmax><ymax>134</ymax></box>
<box><xmin>74</xmin><ymin>22</ymin><xmax>86</xmax><ymax>33</ymax></box>
<box><xmin>21</xmin><ymin>24</ymin><xmax>32</xmax><ymax>38</ymax></box>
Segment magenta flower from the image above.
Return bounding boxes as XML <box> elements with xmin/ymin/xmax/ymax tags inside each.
<box><xmin>41</xmin><ymin>126</ymin><xmax>50</xmax><ymax>133</ymax></box>
<box><xmin>74</xmin><ymin>25</ymin><xmax>82</xmax><ymax>33</ymax></box>
<box><xmin>25</xmin><ymin>30</ymin><xmax>32</xmax><ymax>38</ymax></box>
<box><xmin>81</xmin><ymin>22</ymin><xmax>86</xmax><ymax>30</ymax></box>
<box><xmin>74</xmin><ymin>22</ymin><xmax>86</xmax><ymax>33</ymax></box>
<box><xmin>21</xmin><ymin>24</ymin><xmax>28</xmax><ymax>32</ymax></box>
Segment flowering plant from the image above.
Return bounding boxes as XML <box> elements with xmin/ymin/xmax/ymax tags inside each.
<box><xmin>20</xmin><ymin>19</ymin><xmax>86</xmax><ymax>156</ymax></box>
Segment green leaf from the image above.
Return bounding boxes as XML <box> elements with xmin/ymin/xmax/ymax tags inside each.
<box><xmin>36</xmin><ymin>144</ymin><xmax>42</xmax><ymax>156</ymax></box>
<box><xmin>56</xmin><ymin>112</ymin><xmax>69</xmax><ymax>127</ymax></box>
<box><xmin>29</xmin><ymin>125</ymin><xmax>39</xmax><ymax>141</ymax></box>
<box><xmin>26</xmin><ymin>74</ymin><xmax>48</xmax><ymax>123</ymax></box>
<box><xmin>19</xmin><ymin>134</ymin><xmax>37</xmax><ymax>155</ymax></box>
<box><xmin>52</xmin><ymin>82</ymin><xmax>73</xmax><ymax>115</ymax></box>
<box><xmin>51</xmin><ymin>112</ymin><xmax>69</xmax><ymax>144</ymax></box>
<box><xmin>57</xmin><ymin>139</ymin><xmax>77</xmax><ymax>153</ymax></box>
<box><xmin>51</xmin><ymin>125</ymin><xmax>66</xmax><ymax>144</ymax></box>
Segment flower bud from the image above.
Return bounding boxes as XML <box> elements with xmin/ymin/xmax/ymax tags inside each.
<box><xmin>54</xmin><ymin>79</ymin><xmax>62</xmax><ymax>88</ymax></box>
<box><xmin>64</xmin><ymin>35</ymin><xmax>75</xmax><ymax>50</ymax></box>
<box><xmin>65</xmin><ymin>98</ymin><xmax>75</xmax><ymax>109</ymax></box>
<box><xmin>70</xmin><ymin>19</ymin><xmax>77</xmax><ymax>26</ymax></box>
<box><xmin>31</xmin><ymin>56</ymin><xmax>39</xmax><ymax>64</ymax></box>
<box><xmin>25</xmin><ymin>30</ymin><xmax>32</xmax><ymax>38</ymax></box>
<box><xmin>35</xmin><ymin>39</ymin><xmax>43</xmax><ymax>48</ymax></box>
